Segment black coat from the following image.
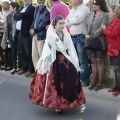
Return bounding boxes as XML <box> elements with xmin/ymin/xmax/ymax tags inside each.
<box><xmin>14</xmin><ymin>4</ymin><xmax>35</xmax><ymax>37</ymax></box>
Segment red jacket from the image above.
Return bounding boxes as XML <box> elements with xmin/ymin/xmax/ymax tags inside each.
<box><xmin>103</xmin><ymin>19</ymin><xmax>120</xmax><ymax>49</ymax></box>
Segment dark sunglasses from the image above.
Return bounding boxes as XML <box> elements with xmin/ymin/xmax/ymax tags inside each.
<box><xmin>93</xmin><ymin>2</ymin><xmax>99</xmax><ymax>5</ymax></box>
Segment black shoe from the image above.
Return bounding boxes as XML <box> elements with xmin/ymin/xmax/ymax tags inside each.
<box><xmin>11</xmin><ymin>69</ymin><xmax>16</xmax><ymax>74</ymax></box>
<box><xmin>55</xmin><ymin>109</ymin><xmax>62</xmax><ymax>114</ymax></box>
<box><xmin>0</xmin><ymin>66</ymin><xmax>6</xmax><ymax>70</ymax></box>
<box><xmin>5</xmin><ymin>67</ymin><xmax>13</xmax><ymax>71</ymax></box>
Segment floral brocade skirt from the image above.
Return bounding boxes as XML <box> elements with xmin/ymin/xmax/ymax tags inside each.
<box><xmin>29</xmin><ymin>51</ymin><xmax>86</xmax><ymax>109</ymax></box>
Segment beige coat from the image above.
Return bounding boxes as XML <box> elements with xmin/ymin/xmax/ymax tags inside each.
<box><xmin>84</xmin><ymin>11</ymin><xmax>109</xmax><ymax>50</ymax></box>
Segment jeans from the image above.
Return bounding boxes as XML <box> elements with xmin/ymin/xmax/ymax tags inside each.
<box><xmin>72</xmin><ymin>35</ymin><xmax>90</xmax><ymax>85</ymax></box>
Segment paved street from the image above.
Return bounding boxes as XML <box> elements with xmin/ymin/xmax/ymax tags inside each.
<box><xmin>0</xmin><ymin>71</ymin><xmax>120</xmax><ymax>120</ymax></box>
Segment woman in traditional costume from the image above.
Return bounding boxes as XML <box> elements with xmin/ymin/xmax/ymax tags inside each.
<box><xmin>29</xmin><ymin>16</ymin><xmax>86</xmax><ymax>113</ymax></box>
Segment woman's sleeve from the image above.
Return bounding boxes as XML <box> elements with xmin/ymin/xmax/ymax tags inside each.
<box><xmin>103</xmin><ymin>24</ymin><xmax>120</xmax><ymax>39</ymax></box>
<box><xmin>83</xmin><ymin>17</ymin><xmax>89</xmax><ymax>35</ymax></box>
<box><xmin>92</xmin><ymin>13</ymin><xmax>109</xmax><ymax>38</ymax></box>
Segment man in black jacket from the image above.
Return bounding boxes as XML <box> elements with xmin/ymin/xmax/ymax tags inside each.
<box><xmin>14</xmin><ymin>0</ymin><xmax>35</xmax><ymax>77</ymax></box>
<box><xmin>30</xmin><ymin>0</ymin><xmax>50</xmax><ymax>68</ymax></box>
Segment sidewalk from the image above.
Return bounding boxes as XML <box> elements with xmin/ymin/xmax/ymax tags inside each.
<box><xmin>83</xmin><ymin>87</ymin><xmax>120</xmax><ymax>102</ymax></box>
<box><xmin>0</xmin><ymin>70</ymin><xmax>120</xmax><ymax>102</ymax></box>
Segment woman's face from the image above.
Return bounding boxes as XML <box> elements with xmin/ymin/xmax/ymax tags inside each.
<box><xmin>70</xmin><ymin>0</ymin><xmax>78</xmax><ymax>7</ymax></box>
<box><xmin>55</xmin><ymin>19</ymin><xmax>65</xmax><ymax>32</ymax></box>
<box><xmin>109</xmin><ymin>8</ymin><xmax>117</xmax><ymax>20</ymax></box>
<box><xmin>9</xmin><ymin>5</ymin><xmax>14</xmax><ymax>12</ymax></box>
<box><xmin>49</xmin><ymin>0</ymin><xmax>54</xmax><ymax>7</ymax></box>
<box><xmin>93</xmin><ymin>0</ymin><xmax>101</xmax><ymax>12</ymax></box>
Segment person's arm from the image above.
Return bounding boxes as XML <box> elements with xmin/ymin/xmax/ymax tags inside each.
<box><xmin>67</xmin><ymin>7</ymin><xmax>90</xmax><ymax>25</ymax></box>
<box><xmin>5</xmin><ymin>16</ymin><xmax>9</xmax><ymax>41</ymax></box>
<box><xmin>14</xmin><ymin>6</ymin><xmax>35</xmax><ymax>21</ymax></box>
<box><xmin>103</xmin><ymin>23</ymin><xmax>120</xmax><ymax>39</ymax></box>
<box><xmin>83</xmin><ymin>15</ymin><xmax>90</xmax><ymax>36</ymax></box>
<box><xmin>31</xmin><ymin>7</ymin><xmax>39</xmax><ymax>29</ymax></box>
<box><xmin>33</xmin><ymin>11</ymin><xmax>50</xmax><ymax>33</ymax></box>
<box><xmin>65</xmin><ymin>10</ymin><xmax>73</xmax><ymax>27</ymax></box>
<box><xmin>92</xmin><ymin>13</ymin><xmax>109</xmax><ymax>38</ymax></box>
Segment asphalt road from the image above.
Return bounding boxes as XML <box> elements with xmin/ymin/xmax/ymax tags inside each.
<box><xmin>0</xmin><ymin>71</ymin><xmax>120</xmax><ymax>120</ymax></box>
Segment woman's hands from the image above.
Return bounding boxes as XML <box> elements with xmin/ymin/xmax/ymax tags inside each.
<box><xmin>101</xmin><ymin>24</ymin><xmax>106</xmax><ymax>29</ymax></box>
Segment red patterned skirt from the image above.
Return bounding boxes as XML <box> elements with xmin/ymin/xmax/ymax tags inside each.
<box><xmin>29</xmin><ymin>51</ymin><xmax>86</xmax><ymax>109</ymax></box>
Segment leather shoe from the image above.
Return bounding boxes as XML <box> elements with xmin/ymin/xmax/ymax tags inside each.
<box><xmin>11</xmin><ymin>69</ymin><xmax>16</xmax><ymax>74</ymax></box>
<box><xmin>24</xmin><ymin>72</ymin><xmax>34</xmax><ymax>77</ymax></box>
<box><xmin>17</xmin><ymin>70</ymin><xmax>25</xmax><ymax>75</ymax></box>
<box><xmin>108</xmin><ymin>88</ymin><xmax>116</xmax><ymax>92</ymax></box>
<box><xmin>88</xmin><ymin>83</ymin><xmax>96</xmax><ymax>90</ymax></box>
<box><xmin>5</xmin><ymin>67</ymin><xmax>13</xmax><ymax>71</ymax></box>
<box><xmin>112</xmin><ymin>91</ymin><xmax>120</xmax><ymax>96</ymax></box>
<box><xmin>94</xmin><ymin>83</ymin><xmax>103</xmax><ymax>91</ymax></box>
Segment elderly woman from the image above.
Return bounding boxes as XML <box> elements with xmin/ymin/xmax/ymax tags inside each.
<box><xmin>102</xmin><ymin>5</ymin><xmax>120</xmax><ymax>96</ymax></box>
<box><xmin>84</xmin><ymin>0</ymin><xmax>109</xmax><ymax>91</ymax></box>
<box><xmin>0</xmin><ymin>1</ymin><xmax>12</xmax><ymax>70</ymax></box>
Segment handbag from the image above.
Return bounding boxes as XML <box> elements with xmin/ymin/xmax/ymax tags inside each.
<box><xmin>107</xmin><ymin>45</ymin><xmax>119</xmax><ymax>57</ymax></box>
<box><xmin>84</xmin><ymin>13</ymin><xmax>104</xmax><ymax>51</ymax></box>
<box><xmin>84</xmin><ymin>37</ymin><xmax>102</xmax><ymax>50</ymax></box>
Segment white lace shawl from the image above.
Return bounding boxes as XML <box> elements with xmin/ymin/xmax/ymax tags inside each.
<box><xmin>36</xmin><ymin>24</ymin><xmax>80</xmax><ymax>75</ymax></box>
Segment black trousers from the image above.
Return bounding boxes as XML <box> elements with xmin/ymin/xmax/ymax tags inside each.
<box><xmin>19</xmin><ymin>32</ymin><xmax>34</xmax><ymax>72</ymax></box>
<box><xmin>5</xmin><ymin>48</ymin><xmax>13</xmax><ymax>69</ymax></box>
<box><xmin>10</xmin><ymin>33</ymin><xmax>21</xmax><ymax>69</ymax></box>
<box><xmin>0</xmin><ymin>34</ymin><xmax>5</xmax><ymax>67</ymax></box>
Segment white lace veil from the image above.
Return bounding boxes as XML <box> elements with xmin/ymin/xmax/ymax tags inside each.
<box><xmin>36</xmin><ymin>21</ymin><xmax>80</xmax><ymax>75</ymax></box>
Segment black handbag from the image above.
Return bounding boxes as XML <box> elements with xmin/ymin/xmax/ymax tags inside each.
<box><xmin>84</xmin><ymin>38</ymin><xmax>102</xmax><ymax>50</ymax></box>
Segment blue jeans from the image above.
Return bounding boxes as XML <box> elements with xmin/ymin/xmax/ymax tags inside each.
<box><xmin>72</xmin><ymin>35</ymin><xmax>90</xmax><ymax>85</ymax></box>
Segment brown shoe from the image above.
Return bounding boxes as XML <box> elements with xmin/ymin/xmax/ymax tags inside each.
<box><xmin>24</xmin><ymin>72</ymin><xmax>34</xmax><ymax>77</ymax></box>
<box><xmin>88</xmin><ymin>83</ymin><xmax>96</xmax><ymax>90</ymax></box>
<box><xmin>94</xmin><ymin>83</ymin><xmax>103</xmax><ymax>91</ymax></box>
<box><xmin>16</xmin><ymin>68</ymin><xmax>21</xmax><ymax>72</ymax></box>
<box><xmin>17</xmin><ymin>70</ymin><xmax>25</xmax><ymax>75</ymax></box>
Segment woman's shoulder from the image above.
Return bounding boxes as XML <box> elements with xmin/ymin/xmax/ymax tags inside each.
<box><xmin>102</xmin><ymin>11</ymin><xmax>109</xmax><ymax>16</ymax></box>
<box><xmin>112</xmin><ymin>19</ymin><xmax>120</xmax><ymax>26</ymax></box>
<box><xmin>89</xmin><ymin>11</ymin><xmax>94</xmax><ymax>16</ymax></box>
<box><xmin>46</xmin><ymin>32</ymin><xmax>58</xmax><ymax>43</ymax></box>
